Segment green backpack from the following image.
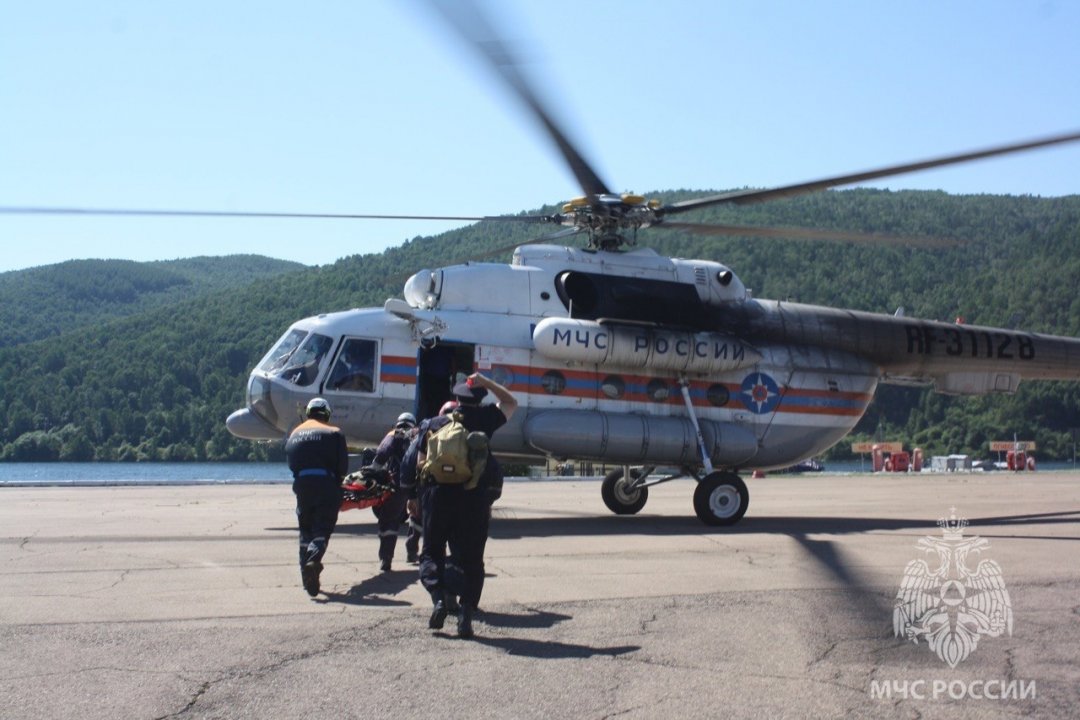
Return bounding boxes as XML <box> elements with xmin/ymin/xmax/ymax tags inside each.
<box><xmin>421</xmin><ymin>412</ymin><xmax>489</xmax><ymax>489</ymax></box>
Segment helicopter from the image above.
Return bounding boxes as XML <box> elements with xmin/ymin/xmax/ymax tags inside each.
<box><xmin>7</xmin><ymin>3</ymin><xmax>1080</xmax><ymax>525</ymax></box>
<box><xmin>219</xmin><ymin>1</ymin><xmax>1080</xmax><ymax>526</ymax></box>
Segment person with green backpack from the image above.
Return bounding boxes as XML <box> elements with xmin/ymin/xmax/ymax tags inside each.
<box><xmin>405</xmin><ymin>372</ymin><xmax>517</xmax><ymax>639</ymax></box>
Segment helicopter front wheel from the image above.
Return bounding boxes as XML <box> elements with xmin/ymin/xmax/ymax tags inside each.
<box><xmin>693</xmin><ymin>472</ymin><xmax>749</xmax><ymax>526</ymax></box>
<box><xmin>601</xmin><ymin>467</ymin><xmax>649</xmax><ymax>515</ymax></box>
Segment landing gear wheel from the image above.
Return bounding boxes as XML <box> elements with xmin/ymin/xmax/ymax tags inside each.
<box><xmin>693</xmin><ymin>472</ymin><xmax>749</xmax><ymax>526</ymax></box>
<box><xmin>601</xmin><ymin>468</ymin><xmax>649</xmax><ymax>515</ymax></box>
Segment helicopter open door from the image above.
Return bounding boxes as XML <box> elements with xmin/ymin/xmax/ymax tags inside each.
<box><xmin>415</xmin><ymin>341</ymin><xmax>475</xmax><ymax>420</ymax></box>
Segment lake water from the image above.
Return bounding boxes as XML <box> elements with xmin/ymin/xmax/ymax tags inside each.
<box><xmin>1</xmin><ymin>460</ymin><xmax>1076</xmax><ymax>487</ymax></box>
<box><xmin>0</xmin><ymin>462</ymin><xmax>290</xmax><ymax>486</ymax></box>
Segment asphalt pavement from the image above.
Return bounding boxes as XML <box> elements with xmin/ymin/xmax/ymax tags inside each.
<box><xmin>2</xmin><ymin>471</ymin><xmax>1079</xmax><ymax>719</ymax></box>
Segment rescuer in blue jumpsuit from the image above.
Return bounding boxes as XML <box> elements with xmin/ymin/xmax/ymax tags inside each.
<box><xmin>403</xmin><ymin>373</ymin><xmax>517</xmax><ymax>639</ymax></box>
<box><xmin>371</xmin><ymin>412</ymin><xmax>418</xmax><ymax>572</ymax></box>
<box><xmin>403</xmin><ymin>400</ymin><xmax>459</xmax><ymax>565</ymax></box>
<box><xmin>286</xmin><ymin>397</ymin><xmax>349</xmax><ymax>597</ymax></box>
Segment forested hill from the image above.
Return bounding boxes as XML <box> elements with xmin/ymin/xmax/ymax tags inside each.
<box><xmin>0</xmin><ymin>255</ymin><xmax>305</xmax><ymax>347</ymax></box>
<box><xmin>1</xmin><ymin>188</ymin><xmax>1079</xmax><ymax>463</ymax></box>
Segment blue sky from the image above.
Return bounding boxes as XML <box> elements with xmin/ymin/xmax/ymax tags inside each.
<box><xmin>2</xmin><ymin>1</ymin><xmax>1078</xmax><ymax>273</ymax></box>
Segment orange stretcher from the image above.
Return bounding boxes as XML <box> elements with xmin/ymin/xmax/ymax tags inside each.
<box><xmin>340</xmin><ymin>467</ymin><xmax>393</xmax><ymax>512</ymax></box>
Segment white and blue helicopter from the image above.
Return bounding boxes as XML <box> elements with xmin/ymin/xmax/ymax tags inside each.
<box><xmin>10</xmin><ymin>3</ymin><xmax>1080</xmax><ymax>525</ymax></box>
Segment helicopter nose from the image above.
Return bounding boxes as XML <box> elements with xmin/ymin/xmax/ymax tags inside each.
<box><xmin>226</xmin><ymin>408</ymin><xmax>281</xmax><ymax>440</ymax></box>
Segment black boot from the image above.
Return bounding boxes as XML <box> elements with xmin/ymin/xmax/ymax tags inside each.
<box><xmin>301</xmin><ymin>561</ymin><xmax>321</xmax><ymax>597</ymax></box>
<box><xmin>428</xmin><ymin>592</ymin><xmax>448</xmax><ymax>630</ymax></box>
<box><xmin>457</xmin><ymin>605</ymin><xmax>474</xmax><ymax>639</ymax></box>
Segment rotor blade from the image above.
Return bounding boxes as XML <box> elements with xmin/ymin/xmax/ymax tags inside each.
<box><xmin>657</xmin><ymin>221</ymin><xmax>961</xmax><ymax>249</ymax></box>
<box><xmin>0</xmin><ymin>206</ymin><xmax>557</xmax><ymax>224</ymax></box>
<box><xmin>422</xmin><ymin>0</ymin><xmax>611</xmax><ymax>198</ymax></box>
<box><xmin>662</xmin><ymin>129</ymin><xmax>1080</xmax><ymax>215</ymax></box>
<box><xmin>529</xmin><ymin>225</ymin><xmax>585</xmax><ymax>244</ymax></box>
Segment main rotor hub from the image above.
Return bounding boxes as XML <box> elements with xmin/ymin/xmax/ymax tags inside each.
<box><xmin>558</xmin><ymin>193</ymin><xmax>661</xmax><ymax>250</ymax></box>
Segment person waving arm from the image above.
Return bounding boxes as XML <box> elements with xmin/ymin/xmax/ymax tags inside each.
<box><xmin>466</xmin><ymin>372</ymin><xmax>518</xmax><ymax>421</ymax></box>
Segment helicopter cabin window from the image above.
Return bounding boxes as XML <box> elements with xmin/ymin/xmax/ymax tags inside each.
<box><xmin>646</xmin><ymin>378</ymin><xmax>672</xmax><ymax>402</ymax></box>
<box><xmin>489</xmin><ymin>365</ymin><xmax>514</xmax><ymax>390</ymax></box>
<box><xmin>540</xmin><ymin>370</ymin><xmax>566</xmax><ymax>395</ymax></box>
<box><xmin>707</xmin><ymin>384</ymin><xmax>731</xmax><ymax>407</ymax></box>
<box><xmin>327</xmin><ymin>338</ymin><xmax>378</xmax><ymax>393</ymax></box>
<box><xmin>600</xmin><ymin>375</ymin><xmax>625</xmax><ymax>399</ymax></box>
<box><xmin>276</xmin><ymin>332</ymin><xmax>333</xmax><ymax>387</ymax></box>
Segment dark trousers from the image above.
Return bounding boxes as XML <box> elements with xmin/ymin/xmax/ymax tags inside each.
<box><xmin>372</xmin><ymin>490</ymin><xmax>408</xmax><ymax>562</ymax></box>
<box><xmin>405</xmin><ymin>509</ymin><xmax>422</xmax><ymax>558</ymax></box>
<box><xmin>418</xmin><ymin>484</ymin><xmax>491</xmax><ymax>609</ymax></box>
<box><xmin>293</xmin><ymin>476</ymin><xmax>343</xmax><ymax>567</ymax></box>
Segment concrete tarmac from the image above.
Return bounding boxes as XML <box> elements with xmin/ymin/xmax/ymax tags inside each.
<box><xmin>2</xmin><ymin>472</ymin><xmax>1079</xmax><ymax>719</ymax></box>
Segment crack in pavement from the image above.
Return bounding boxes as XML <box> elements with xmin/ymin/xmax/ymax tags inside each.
<box><xmin>147</xmin><ymin>615</ymin><xmax>407</xmax><ymax>717</ymax></box>
<box><xmin>104</xmin><ymin>569</ymin><xmax>130</xmax><ymax>591</ymax></box>
<box><xmin>18</xmin><ymin>531</ymin><xmax>38</xmax><ymax>551</ymax></box>
<box><xmin>638</xmin><ymin>611</ymin><xmax>659</xmax><ymax>634</ymax></box>
<box><xmin>600</xmin><ymin>691</ymin><xmax>674</xmax><ymax>720</ymax></box>
<box><xmin>741</xmin><ymin>669</ymin><xmax>866</xmax><ymax>697</ymax></box>
<box><xmin>154</xmin><ymin>680</ymin><xmax>210</xmax><ymax>720</ymax></box>
<box><xmin>1004</xmin><ymin>647</ymin><xmax>1018</xmax><ymax>685</ymax></box>
<box><xmin>808</xmin><ymin>639</ymin><xmax>839</xmax><ymax>668</ymax></box>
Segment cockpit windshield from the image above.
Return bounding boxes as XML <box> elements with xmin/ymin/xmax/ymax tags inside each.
<box><xmin>260</xmin><ymin>330</ymin><xmax>334</xmax><ymax>387</ymax></box>
<box><xmin>258</xmin><ymin>329</ymin><xmax>307</xmax><ymax>373</ymax></box>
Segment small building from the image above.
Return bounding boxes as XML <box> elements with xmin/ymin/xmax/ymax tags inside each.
<box><xmin>930</xmin><ymin>454</ymin><xmax>972</xmax><ymax>472</ymax></box>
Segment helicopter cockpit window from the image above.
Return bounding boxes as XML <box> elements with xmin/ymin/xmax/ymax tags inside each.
<box><xmin>327</xmin><ymin>338</ymin><xmax>378</xmax><ymax>393</ymax></box>
<box><xmin>278</xmin><ymin>333</ymin><xmax>333</xmax><ymax>387</ymax></box>
<box><xmin>259</xmin><ymin>329</ymin><xmax>307</xmax><ymax>374</ymax></box>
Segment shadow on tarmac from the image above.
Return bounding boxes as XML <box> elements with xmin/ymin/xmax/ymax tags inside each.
<box><xmin>478</xmin><ymin>608</ymin><xmax>573</xmax><ymax>629</ymax></box>
<box><xmin>318</xmin><ymin>569</ymin><xmax>416</xmax><ymax>606</ymax></box>
<box><xmin>290</xmin><ymin>509</ymin><xmax>1080</xmax><ymax>627</ymax></box>
<box><xmin>481</xmin><ymin>508</ymin><xmax>1080</xmax><ymax>540</ymax></box>
<box><xmin>431</xmin><ymin>628</ymin><xmax>640</xmax><ymax>659</ymax></box>
<box><xmin>468</xmin><ymin>635</ymin><xmax>640</xmax><ymax>659</ymax></box>
<box><xmin>307</xmin><ymin>508</ymin><xmax>1080</xmax><ymax>541</ymax></box>
<box><xmin>509</xmin><ymin>508</ymin><xmax>1069</xmax><ymax>629</ymax></box>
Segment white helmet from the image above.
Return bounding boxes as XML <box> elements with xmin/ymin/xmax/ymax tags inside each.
<box><xmin>306</xmin><ymin>397</ymin><xmax>332</xmax><ymax>419</ymax></box>
<box><xmin>395</xmin><ymin>412</ymin><xmax>417</xmax><ymax>429</ymax></box>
